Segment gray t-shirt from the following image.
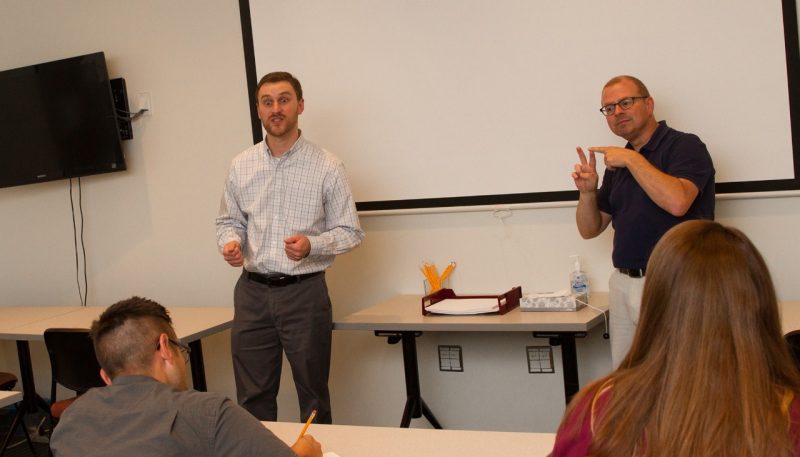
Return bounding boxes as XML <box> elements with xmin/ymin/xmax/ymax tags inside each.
<box><xmin>50</xmin><ymin>375</ymin><xmax>297</xmax><ymax>457</ymax></box>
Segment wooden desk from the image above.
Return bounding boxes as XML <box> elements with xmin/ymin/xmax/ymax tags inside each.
<box><xmin>334</xmin><ymin>292</ymin><xmax>608</xmax><ymax>428</ymax></box>
<box><xmin>0</xmin><ymin>305</ymin><xmax>233</xmax><ymax>412</ymax></box>
<box><xmin>263</xmin><ymin>421</ymin><xmax>556</xmax><ymax>457</ymax></box>
<box><xmin>782</xmin><ymin>300</ymin><xmax>800</xmax><ymax>334</ymax></box>
<box><xmin>0</xmin><ymin>307</ymin><xmax>82</xmax><ymax>338</ymax></box>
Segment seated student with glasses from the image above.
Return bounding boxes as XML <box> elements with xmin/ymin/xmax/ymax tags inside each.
<box><xmin>50</xmin><ymin>296</ymin><xmax>322</xmax><ymax>457</ymax></box>
<box><xmin>571</xmin><ymin>75</ymin><xmax>715</xmax><ymax>368</ymax></box>
<box><xmin>551</xmin><ymin>220</ymin><xmax>800</xmax><ymax>457</ymax></box>
<box><xmin>160</xmin><ymin>336</ymin><xmax>191</xmax><ymax>364</ymax></box>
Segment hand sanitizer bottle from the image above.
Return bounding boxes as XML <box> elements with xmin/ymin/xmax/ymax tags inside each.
<box><xmin>569</xmin><ymin>255</ymin><xmax>589</xmax><ymax>305</ymax></box>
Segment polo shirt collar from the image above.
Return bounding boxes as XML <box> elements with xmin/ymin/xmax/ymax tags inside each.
<box><xmin>636</xmin><ymin>120</ymin><xmax>669</xmax><ymax>153</ymax></box>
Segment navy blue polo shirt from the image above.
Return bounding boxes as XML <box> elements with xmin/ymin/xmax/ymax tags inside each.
<box><xmin>596</xmin><ymin>121</ymin><xmax>715</xmax><ymax>270</ymax></box>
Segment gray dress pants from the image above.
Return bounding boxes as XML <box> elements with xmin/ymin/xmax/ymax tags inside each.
<box><xmin>231</xmin><ymin>270</ymin><xmax>333</xmax><ymax>423</ymax></box>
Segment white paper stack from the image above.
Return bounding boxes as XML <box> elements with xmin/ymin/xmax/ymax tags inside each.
<box><xmin>425</xmin><ymin>298</ymin><xmax>499</xmax><ymax>315</ymax></box>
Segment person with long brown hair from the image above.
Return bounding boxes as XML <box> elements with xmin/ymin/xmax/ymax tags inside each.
<box><xmin>551</xmin><ymin>220</ymin><xmax>800</xmax><ymax>456</ymax></box>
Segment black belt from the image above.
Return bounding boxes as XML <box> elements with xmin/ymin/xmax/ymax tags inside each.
<box><xmin>245</xmin><ymin>270</ymin><xmax>323</xmax><ymax>287</ymax></box>
<box><xmin>618</xmin><ymin>268</ymin><xmax>646</xmax><ymax>278</ymax></box>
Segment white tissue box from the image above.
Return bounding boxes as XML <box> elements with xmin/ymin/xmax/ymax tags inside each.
<box><xmin>520</xmin><ymin>291</ymin><xmax>587</xmax><ymax>312</ymax></box>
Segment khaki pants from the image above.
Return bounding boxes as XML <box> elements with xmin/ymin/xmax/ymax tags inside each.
<box><xmin>608</xmin><ymin>270</ymin><xmax>645</xmax><ymax>368</ymax></box>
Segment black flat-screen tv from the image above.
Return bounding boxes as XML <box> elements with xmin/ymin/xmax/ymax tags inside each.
<box><xmin>0</xmin><ymin>52</ymin><xmax>126</xmax><ymax>189</ymax></box>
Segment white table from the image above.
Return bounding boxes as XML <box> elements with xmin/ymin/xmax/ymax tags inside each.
<box><xmin>4</xmin><ymin>306</ymin><xmax>234</xmax><ymax>344</ymax></box>
<box><xmin>334</xmin><ymin>292</ymin><xmax>608</xmax><ymax>428</ymax></box>
<box><xmin>0</xmin><ymin>307</ymin><xmax>82</xmax><ymax>337</ymax></box>
<box><xmin>0</xmin><ymin>390</ymin><xmax>34</xmax><ymax>456</ymax></box>
<box><xmin>263</xmin><ymin>421</ymin><xmax>556</xmax><ymax>457</ymax></box>
<box><xmin>0</xmin><ymin>391</ymin><xmax>22</xmax><ymax>407</ymax></box>
<box><xmin>0</xmin><ymin>305</ymin><xmax>233</xmax><ymax>413</ymax></box>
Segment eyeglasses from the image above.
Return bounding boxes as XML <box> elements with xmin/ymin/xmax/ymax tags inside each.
<box><xmin>599</xmin><ymin>96</ymin><xmax>649</xmax><ymax>116</ymax></box>
<box><xmin>156</xmin><ymin>337</ymin><xmax>191</xmax><ymax>364</ymax></box>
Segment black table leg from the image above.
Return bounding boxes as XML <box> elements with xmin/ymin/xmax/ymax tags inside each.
<box><xmin>376</xmin><ymin>331</ymin><xmax>443</xmax><ymax>429</ymax></box>
<box><xmin>188</xmin><ymin>340</ymin><xmax>207</xmax><ymax>391</ymax></box>
<box><xmin>0</xmin><ymin>402</ymin><xmax>36</xmax><ymax>456</ymax></box>
<box><xmin>16</xmin><ymin>341</ymin><xmax>49</xmax><ymax>414</ymax></box>
<box><xmin>532</xmin><ymin>332</ymin><xmax>586</xmax><ymax>405</ymax></box>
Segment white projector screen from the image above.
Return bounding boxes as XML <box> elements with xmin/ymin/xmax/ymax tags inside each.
<box><xmin>240</xmin><ymin>0</ymin><xmax>800</xmax><ymax>211</ymax></box>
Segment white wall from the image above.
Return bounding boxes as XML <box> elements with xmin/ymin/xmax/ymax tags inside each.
<box><xmin>0</xmin><ymin>0</ymin><xmax>250</xmax><ymax>415</ymax></box>
<box><xmin>1</xmin><ymin>0</ymin><xmax>799</xmax><ymax>434</ymax></box>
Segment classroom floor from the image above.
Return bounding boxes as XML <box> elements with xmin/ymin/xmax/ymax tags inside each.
<box><xmin>0</xmin><ymin>406</ymin><xmax>49</xmax><ymax>457</ymax></box>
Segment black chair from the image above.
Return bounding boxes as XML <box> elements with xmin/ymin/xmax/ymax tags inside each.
<box><xmin>43</xmin><ymin>329</ymin><xmax>105</xmax><ymax>427</ymax></box>
<box><xmin>785</xmin><ymin>330</ymin><xmax>800</xmax><ymax>371</ymax></box>
<box><xmin>0</xmin><ymin>373</ymin><xmax>16</xmax><ymax>392</ymax></box>
<box><xmin>0</xmin><ymin>372</ymin><xmax>36</xmax><ymax>457</ymax></box>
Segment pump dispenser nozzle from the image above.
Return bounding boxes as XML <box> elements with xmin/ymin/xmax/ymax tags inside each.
<box><xmin>570</xmin><ymin>255</ymin><xmax>581</xmax><ymax>273</ymax></box>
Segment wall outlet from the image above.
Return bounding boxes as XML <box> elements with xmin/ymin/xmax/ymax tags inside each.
<box><xmin>527</xmin><ymin>346</ymin><xmax>554</xmax><ymax>373</ymax></box>
<box><xmin>133</xmin><ymin>92</ymin><xmax>152</xmax><ymax>116</ymax></box>
<box><xmin>438</xmin><ymin>345</ymin><xmax>463</xmax><ymax>372</ymax></box>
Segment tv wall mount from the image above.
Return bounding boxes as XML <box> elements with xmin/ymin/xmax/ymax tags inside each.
<box><xmin>110</xmin><ymin>77</ymin><xmax>147</xmax><ymax>140</ymax></box>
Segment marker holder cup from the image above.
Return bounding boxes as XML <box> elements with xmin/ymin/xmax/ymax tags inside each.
<box><xmin>423</xmin><ymin>277</ymin><xmax>451</xmax><ymax>296</ymax></box>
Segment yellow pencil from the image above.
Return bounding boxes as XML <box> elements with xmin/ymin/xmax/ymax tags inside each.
<box><xmin>440</xmin><ymin>262</ymin><xmax>456</xmax><ymax>282</ymax></box>
<box><xmin>298</xmin><ymin>409</ymin><xmax>317</xmax><ymax>440</ymax></box>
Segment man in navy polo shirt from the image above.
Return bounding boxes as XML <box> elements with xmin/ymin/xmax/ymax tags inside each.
<box><xmin>571</xmin><ymin>75</ymin><xmax>715</xmax><ymax>367</ymax></box>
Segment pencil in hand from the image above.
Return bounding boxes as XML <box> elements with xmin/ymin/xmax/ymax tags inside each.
<box><xmin>298</xmin><ymin>409</ymin><xmax>317</xmax><ymax>440</ymax></box>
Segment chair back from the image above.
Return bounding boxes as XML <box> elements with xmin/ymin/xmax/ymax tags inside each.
<box><xmin>43</xmin><ymin>328</ymin><xmax>105</xmax><ymax>401</ymax></box>
<box><xmin>785</xmin><ymin>330</ymin><xmax>800</xmax><ymax>371</ymax></box>
<box><xmin>0</xmin><ymin>372</ymin><xmax>17</xmax><ymax>391</ymax></box>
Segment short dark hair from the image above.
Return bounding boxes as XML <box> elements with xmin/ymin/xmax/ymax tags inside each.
<box><xmin>90</xmin><ymin>296</ymin><xmax>174</xmax><ymax>379</ymax></box>
<box><xmin>603</xmin><ymin>75</ymin><xmax>650</xmax><ymax>97</ymax></box>
<box><xmin>254</xmin><ymin>71</ymin><xmax>303</xmax><ymax>101</ymax></box>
